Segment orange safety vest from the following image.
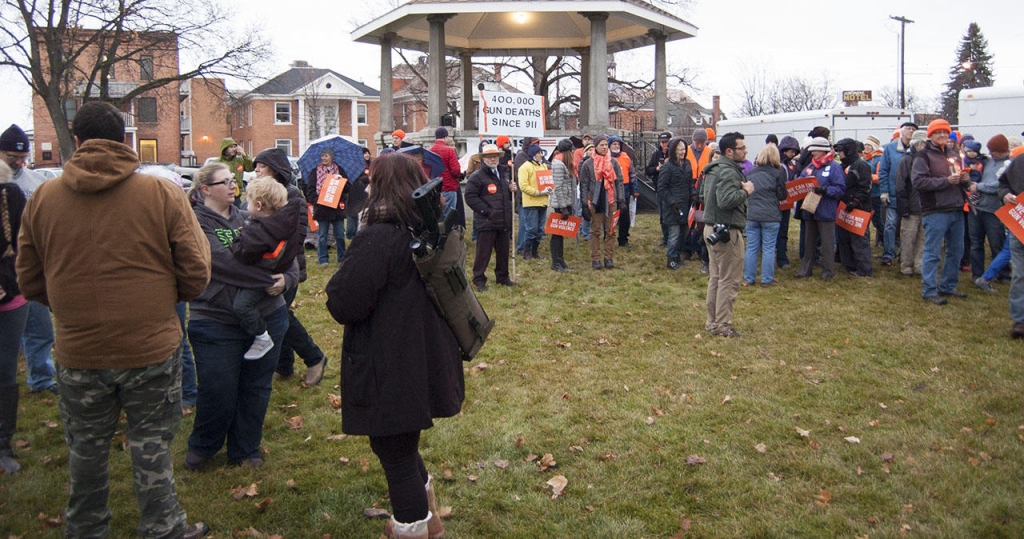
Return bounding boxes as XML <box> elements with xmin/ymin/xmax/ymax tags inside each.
<box><xmin>686</xmin><ymin>146</ymin><xmax>713</xmax><ymax>181</ymax></box>
<box><xmin>614</xmin><ymin>153</ymin><xmax>632</xmax><ymax>183</ymax></box>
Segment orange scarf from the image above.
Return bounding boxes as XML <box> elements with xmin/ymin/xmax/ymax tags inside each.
<box><xmin>592</xmin><ymin>151</ymin><xmax>617</xmax><ymax>203</ymax></box>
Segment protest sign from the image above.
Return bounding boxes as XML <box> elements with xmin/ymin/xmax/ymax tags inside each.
<box><xmin>610</xmin><ymin>209</ymin><xmax>622</xmax><ymax>234</ymax></box>
<box><xmin>544</xmin><ymin>213</ymin><xmax>582</xmax><ymax>238</ymax></box>
<box><xmin>307</xmin><ymin>204</ymin><xmax>319</xmax><ymax>231</ymax></box>
<box><xmin>478</xmin><ymin>91</ymin><xmax>545</xmax><ymax>137</ymax></box>
<box><xmin>780</xmin><ymin>177</ymin><xmax>819</xmax><ymax>211</ymax></box>
<box><xmin>316</xmin><ymin>174</ymin><xmax>347</xmax><ymax>209</ymax></box>
<box><xmin>835</xmin><ymin>201</ymin><xmax>873</xmax><ymax>236</ymax></box>
<box><xmin>996</xmin><ymin>203</ymin><xmax>1024</xmax><ymax>244</ymax></box>
<box><xmin>535</xmin><ymin>169</ymin><xmax>554</xmax><ymax>191</ymax></box>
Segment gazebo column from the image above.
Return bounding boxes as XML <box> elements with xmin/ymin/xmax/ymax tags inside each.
<box><xmin>578</xmin><ymin>48</ymin><xmax>590</xmax><ymax>128</ymax></box>
<box><xmin>460</xmin><ymin>51</ymin><xmax>475</xmax><ymax>130</ymax></box>
<box><xmin>379</xmin><ymin>32</ymin><xmax>395</xmax><ymax>133</ymax></box>
<box><xmin>427</xmin><ymin>14</ymin><xmax>453</xmax><ymax>128</ymax></box>
<box><xmin>650</xmin><ymin>30</ymin><xmax>668</xmax><ymax>131</ymax></box>
<box><xmin>584</xmin><ymin>12</ymin><xmax>609</xmax><ymax>129</ymax></box>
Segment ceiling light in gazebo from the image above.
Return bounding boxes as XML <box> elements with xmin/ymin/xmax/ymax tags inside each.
<box><xmin>512</xmin><ymin>12</ymin><xmax>528</xmax><ymax>24</ymax></box>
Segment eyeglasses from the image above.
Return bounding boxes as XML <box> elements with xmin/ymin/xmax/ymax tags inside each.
<box><xmin>207</xmin><ymin>180</ymin><xmax>232</xmax><ymax>187</ymax></box>
<box><xmin>735</xmin><ymin>146</ymin><xmax>748</xmax><ymax>151</ymax></box>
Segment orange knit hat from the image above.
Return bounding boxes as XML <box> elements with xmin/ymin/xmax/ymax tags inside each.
<box><xmin>1011</xmin><ymin>146</ymin><xmax>1024</xmax><ymax>159</ymax></box>
<box><xmin>926</xmin><ymin>119</ymin><xmax>952</xmax><ymax>138</ymax></box>
<box><xmin>705</xmin><ymin>127</ymin><xmax>716</xmax><ymax>140</ymax></box>
<box><xmin>495</xmin><ymin>135</ymin><xmax>511</xmax><ymax>148</ymax></box>
<box><xmin>392</xmin><ymin>129</ymin><xmax>406</xmax><ymax>139</ymax></box>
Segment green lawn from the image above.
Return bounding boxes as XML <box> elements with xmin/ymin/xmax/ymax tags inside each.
<box><xmin>3</xmin><ymin>214</ymin><xmax>1022</xmax><ymax>538</ymax></box>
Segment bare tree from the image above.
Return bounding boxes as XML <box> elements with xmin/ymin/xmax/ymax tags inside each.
<box><xmin>0</xmin><ymin>0</ymin><xmax>270</xmax><ymax>161</ymax></box>
<box><xmin>737</xmin><ymin>68</ymin><xmax>839</xmax><ymax>116</ymax></box>
<box><xmin>876</xmin><ymin>85</ymin><xmax>921</xmax><ymax>110</ymax></box>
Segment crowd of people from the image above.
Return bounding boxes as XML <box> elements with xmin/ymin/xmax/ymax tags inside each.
<box><xmin>4</xmin><ymin>102</ymin><xmax>1024</xmax><ymax>538</ymax></box>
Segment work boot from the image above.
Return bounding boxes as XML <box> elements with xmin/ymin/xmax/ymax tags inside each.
<box><xmin>0</xmin><ymin>385</ymin><xmax>21</xmax><ymax>474</ymax></box>
<box><xmin>531</xmin><ymin>241</ymin><xmax>543</xmax><ymax>260</ymax></box>
<box><xmin>385</xmin><ymin>513</ymin><xmax>431</xmax><ymax>539</ymax></box>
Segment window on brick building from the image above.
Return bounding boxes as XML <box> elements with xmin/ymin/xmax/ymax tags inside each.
<box><xmin>63</xmin><ymin>99</ymin><xmax>78</xmax><ymax>122</ymax></box>
<box><xmin>275</xmin><ymin>139</ymin><xmax>292</xmax><ymax>156</ymax></box>
<box><xmin>275</xmin><ymin>102</ymin><xmax>291</xmax><ymax>124</ymax></box>
<box><xmin>140</xmin><ymin>56</ymin><xmax>154</xmax><ymax>81</ymax></box>
<box><xmin>138</xmin><ymin>97</ymin><xmax>157</xmax><ymax>123</ymax></box>
<box><xmin>357</xmin><ymin>104</ymin><xmax>367</xmax><ymax>124</ymax></box>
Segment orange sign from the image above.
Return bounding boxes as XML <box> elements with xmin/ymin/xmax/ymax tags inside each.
<box><xmin>610</xmin><ymin>209</ymin><xmax>622</xmax><ymax>234</ymax></box>
<box><xmin>996</xmin><ymin>202</ymin><xmax>1024</xmax><ymax>244</ymax></box>
<box><xmin>316</xmin><ymin>174</ymin><xmax>348</xmax><ymax>209</ymax></box>
<box><xmin>835</xmin><ymin>202</ymin><xmax>873</xmax><ymax>236</ymax></box>
<box><xmin>535</xmin><ymin>169</ymin><xmax>554</xmax><ymax>192</ymax></box>
<box><xmin>780</xmin><ymin>177</ymin><xmax>819</xmax><ymax>211</ymax></box>
<box><xmin>544</xmin><ymin>213</ymin><xmax>582</xmax><ymax>238</ymax></box>
<box><xmin>307</xmin><ymin>203</ymin><xmax>319</xmax><ymax>231</ymax></box>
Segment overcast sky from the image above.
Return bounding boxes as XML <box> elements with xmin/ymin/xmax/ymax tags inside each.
<box><xmin>2</xmin><ymin>0</ymin><xmax>1022</xmax><ymax>133</ymax></box>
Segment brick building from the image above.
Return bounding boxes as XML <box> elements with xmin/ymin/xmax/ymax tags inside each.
<box><xmin>179</xmin><ymin>78</ymin><xmax>232</xmax><ymax>166</ymax></box>
<box><xmin>31</xmin><ymin>30</ymin><xmax>185</xmax><ymax>166</ymax></box>
<box><xmin>228</xmin><ymin>61</ymin><xmax>381</xmax><ymax>158</ymax></box>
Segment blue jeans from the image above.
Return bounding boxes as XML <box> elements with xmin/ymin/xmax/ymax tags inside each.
<box><xmin>666</xmin><ymin>223</ymin><xmax>684</xmax><ymax>261</ymax></box>
<box><xmin>519</xmin><ymin>206</ymin><xmax>546</xmax><ymax>245</ymax></box>
<box><xmin>577</xmin><ymin>204</ymin><xmax>591</xmax><ymax>240</ymax></box>
<box><xmin>345</xmin><ymin>215</ymin><xmax>359</xmax><ymax>240</ymax></box>
<box><xmin>744</xmin><ymin>221</ymin><xmax>780</xmax><ymax>284</ymax></box>
<box><xmin>983</xmin><ymin>234</ymin><xmax>1011</xmax><ymax>282</ymax></box>
<box><xmin>442</xmin><ymin>190</ymin><xmax>458</xmax><ymax>217</ymax></box>
<box><xmin>22</xmin><ymin>301</ymin><xmax>56</xmax><ymax>391</ymax></box>
<box><xmin>317</xmin><ymin>219</ymin><xmax>346</xmax><ymax>264</ymax></box>
<box><xmin>921</xmin><ymin>211</ymin><xmax>965</xmax><ymax>298</ymax></box>
<box><xmin>1</xmin><ymin>304</ymin><xmax>29</xmax><ymax>386</ymax></box>
<box><xmin>1010</xmin><ymin>235</ymin><xmax>1024</xmax><ymax>323</ymax></box>
<box><xmin>883</xmin><ymin>205</ymin><xmax>899</xmax><ymax>260</ymax></box>
<box><xmin>175</xmin><ymin>302</ymin><xmax>197</xmax><ymax>407</ymax></box>
<box><xmin>187</xmin><ymin>306</ymin><xmax>288</xmax><ymax>463</ymax></box>
<box><xmin>968</xmin><ymin>210</ymin><xmax>1006</xmax><ymax>278</ymax></box>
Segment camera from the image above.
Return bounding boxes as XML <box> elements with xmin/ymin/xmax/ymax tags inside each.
<box><xmin>705</xmin><ymin>223</ymin><xmax>731</xmax><ymax>245</ymax></box>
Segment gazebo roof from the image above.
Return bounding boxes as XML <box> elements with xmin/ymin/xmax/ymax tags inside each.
<box><xmin>351</xmin><ymin>0</ymin><xmax>698</xmax><ymax>56</ymax></box>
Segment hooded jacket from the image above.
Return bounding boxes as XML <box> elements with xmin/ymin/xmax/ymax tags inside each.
<box><xmin>997</xmin><ymin>154</ymin><xmax>1024</xmax><ymax>201</ymax></box>
<box><xmin>656</xmin><ymin>157</ymin><xmax>693</xmax><ymax>226</ymax></box>
<box><xmin>912</xmin><ymin>141</ymin><xmax>967</xmax><ymax>214</ymax></box>
<box><xmin>836</xmin><ymin>140</ymin><xmax>873</xmax><ymax>213</ymax></box>
<box><xmin>895</xmin><ymin>147</ymin><xmax>923</xmax><ymax>216</ymax></box>
<box><xmin>430</xmin><ymin>139</ymin><xmax>462</xmax><ymax>192</ymax></box>
<box><xmin>700</xmin><ymin>157</ymin><xmax>748</xmax><ymax>229</ymax></box>
<box><xmin>218</xmin><ymin>137</ymin><xmax>254</xmax><ymax>196</ymax></box>
<box><xmin>254</xmin><ymin>148</ymin><xmax>309</xmax><ymax>281</ymax></box>
<box><xmin>798</xmin><ymin>157</ymin><xmax>847</xmax><ymax>222</ymax></box>
<box><xmin>230</xmin><ymin>202</ymin><xmax>302</xmax><ymax>273</ymax></box>
<box><xmin>16</xmin><ymin>139</ymin><xmax>211</xmax><ymax>369</ymax></box>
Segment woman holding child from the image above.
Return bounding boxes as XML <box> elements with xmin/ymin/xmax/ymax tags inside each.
<box><xmin>183</xmin><ymin>162</ymin><xmax>296</xmax><ymax>470</ymax></box>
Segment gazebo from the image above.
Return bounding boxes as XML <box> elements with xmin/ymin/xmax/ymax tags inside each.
<box><xmin>351</xmin><ymin>0</ymin><xmax>698</xmax><ymax>136</ymax></box>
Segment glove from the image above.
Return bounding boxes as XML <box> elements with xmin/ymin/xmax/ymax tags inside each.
<box><xmin>582</xmin><ymin>205</ymin><xmax>593</xmax><ymax>221</ymax></box>
<box><xmin>542</xmin><ymin>187</ymin><xmax>554</xmax><ymax>195</ymax></box>
<box><xmin>844</xmin><ymin>199</ymin><xmax>859</xmax><ymax>211</ymax></box>
<box><xmin>560</xmin><ymin>207</ymin><xmax>571</xmax><ymax>220</ymax></box>
<box><xmin>670</xmin><ymin>203</ymin><xmax>681</xmax><ymax>216</ymax></box>
<box><xmin>880</xmin><ymin>193</ymin><xmax>890</xmax><ymax>205</ymax></box>
<box><xmin>813</xmin><ymin>186</ymin><xmax>827</xmax><ymax>195</ymax></box>
<box><xmin>690</xmin><ymin>193</ymin><xmax>700</xmax><ymax>205</ymax></box>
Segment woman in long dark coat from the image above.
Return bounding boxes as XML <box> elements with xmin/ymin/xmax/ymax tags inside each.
<box><xmin>325</xmin><ymin>153</ymin><xmax>463</xmax><ymax>539</ymax></box>
<box><xmin>657</xmin><ymin>138</ymin><xmax>693</xmax><ymax>270</ymax></box>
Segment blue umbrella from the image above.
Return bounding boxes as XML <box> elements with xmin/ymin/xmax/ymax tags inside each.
<box><xmin>397</xmin><ymin>145</ymin><xmax>445</xmax><ymax>178</ymax></box>
<box><xmin>298</xmin><ymin>135</ymin><xmax>366</xmax><ymax>181</ymax></box>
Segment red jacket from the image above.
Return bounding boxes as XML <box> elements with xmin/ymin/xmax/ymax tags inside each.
<box><xmin>430</xmin><ymin>140</ymin><xmax>462</xmax><ymax>191</ymax></box>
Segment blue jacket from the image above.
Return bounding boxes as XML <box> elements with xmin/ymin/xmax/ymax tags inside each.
<box><xmin>798</xmin><ymin>159</ymin><xmax>846</xmax><ymax>222</ymax></box>
<box><xmin>864</xmin><ymin>153</ymin><xmax>883</xmax><ymax>197</ymax></box>
<box><xmin>878</xmin><ymin>139</ymin><xmax>909</xmax><ymax>203</ymax></box>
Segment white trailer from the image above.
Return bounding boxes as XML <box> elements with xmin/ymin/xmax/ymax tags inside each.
<box><xmin>957</xmin><ymin>86</ymin><xmax>1024</xmax><ymax>143</ymax></box>
<box><xmin>716</xmin><ymin>107</ymin><xmax>916</xmax><ymax>158</ymax></box>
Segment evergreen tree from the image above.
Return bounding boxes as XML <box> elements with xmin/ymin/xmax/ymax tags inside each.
<box><xmin>941</xmin><ymin>23</ymin><xmax>995</xmax><ymax>123</ymax></box>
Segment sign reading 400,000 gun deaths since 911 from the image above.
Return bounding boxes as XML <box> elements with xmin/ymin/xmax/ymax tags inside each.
<box><xmin>478</xmin><ymin>91</ymin><xmax>546</xmax><ymax>137</ymax></box>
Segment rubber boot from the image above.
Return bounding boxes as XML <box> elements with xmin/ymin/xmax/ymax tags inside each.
<box><xmin>0</xmin><ymin>385</ymin><xmax>21</xmax><ymax>474</ymax></box>
<box><xmin>385</xmin><ymin>512</ymin><xmax>431</xmax><ymax>539</ymax></box>
<box><xmin>425</xmin><ymin>476</ymin><xmax>446</xmax><ymax>538</ymax></box>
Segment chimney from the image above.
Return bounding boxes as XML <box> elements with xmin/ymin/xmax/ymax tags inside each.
<box><xmin>291</xmin><ymin>60</ymin><xmax>310</xmax><ymax>68</ymax></box>
<box><xmin>712</xmin><ymin>95</ymin><xmax>721</xmax><ymax>129</ymax></box>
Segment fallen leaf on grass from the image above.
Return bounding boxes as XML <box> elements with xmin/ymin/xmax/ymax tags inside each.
<box><xmin>284</xmin><ymin>416</ymin><xmax>303</xmax><ymax>429</ymax></box>
<box><xmin>338</xmin><ymin>457</ymin><xmax>349</xmax><ymax>464</ymax></box>
<box><xmin>652</xmin><ymin>406</ymin><xmax>666</xmax><ymax>416</ymax></box>
<box><xmin>326</xmin><ymin>394</ymin><xmax>342</xmax><ymax>409</ymax></box>
<box><xmin>13</xmin><ymin>439</ymin><xmax>30</xmax><ymax>449</ymax></box>
<box><xmin>277</xmin><ymin>403</ymin><xmax>298</xmax><ymax>409</ymax></box>
<box><xmin>442</xmin><ymin>469</ymin><xmax>454</xmax><ymax>481</ymax></box>
<box><xmin>670</xmin><ymin>517</ymin><xmax>692</xmax><ymax>539</ymax></box>
<box><xmin>867</xmin><ymin>517</ymin><xmax>879</xmax><ymax>524</ymax></box>
<box><xmin>555</xmin><ymin>341</ymin><xmax>572</xmax><ymax>348</ymax></box>
<box><xmin>231</xmin><ymin>483</ymin><xmax>259</xmax><ymax>500</ymax></box>
<box><xmin>514</xmin><ymin>436</ymin><xmax>526</xmax><ymax>447</ymax></box>
<box><xmin>494</xmin><ymin>460</ymin><xmax>509</xmax><ymax>469</ymax></box>
<box><xmin>979</xmin><ymin>451</ymin><xmax>992</xmax><ymax>461</ymax></box>
<box><xmin>286</xmin><ymin>479</ymin><xmax>296</xmax><ymax>489</ymax></box>
<box><xmin>537</xmin><ymin>453</ymin><xmax>557</xmax><ymax>472</ymax></box>
<box><xmin>815</xmin><ymin>490</ymin><xmax>831</xmax><ymax>506</ymax></box>
<box><xmin>360</xmin><ymin>458</ymin><xmax>369</xmax><ymax>473</ymax></box>
<box><xmin>599</xmin><ymin>454</ymin><xmax>616</xmax><ymax>461</ymax></box>
<box><xmin>326</xmin><ymin>434</ymin><xmax>347</xmax><ymax>441</ymax></box>
<box><xmin>868</xmin><ymin>420</ymin><xmax>880</xmax><ymax>427</ymax></box>
<box><xmin>467</xmin><ymin>475</ymin><xmax>478</xmax><ymax>483</ymax></box>
<box><xmin>685</xmin><ymin>455</ymin><xmax>706</xmax><ymax>466</ymax></box>
<box><xmin>568</xmin><ymin>445</ymin><xmax>584</xmax><ymax>452</ymax></box>
<box><xmin>844</xmin><ymin>436</ymin><xmax>861</xmax><ymax>444</ymax></box>
<box><xmin>754</xmin><ymin>443</ymin><xmax>767</xmax><ymax>454</ymax></box>
<box><xmin>546</xmin><ymin>475</ymin><xmax>568</xmax><ymax>499</ymax></box>
<box><xmin>881</xmin><ymin>452</ymin><xmax>894</xmax><ymax>462</ymax></box>
<box><xmin>525</xmin><ymin>454</ymin><xmax>538</xmax><ymax>462</ymax></box>
<box><xmin>985</xmin><ymin>418</ymin><xmax>997</xmax><ymax>426</ymax></box>
<box><xmin>968</xmin><ymin>457</ymin><xmax>980</xmax><ymax>466</ymax></box>
<box><xmin>767</xmin><ymin>472</ymin><xmax>782</xmax><ymax>482</ymax></box>
<box><xmin>645</xmin><ymin>417</ymin><xmax>655</xmax><ymax>426</ymax></box>
<box><xmin>856</xmin><ymin>467</ymin><xmax>864</xmax><ymax>476</ymax></box>
<box><xmin>796</xmin><ymin>428</ymin><xmax>810</xmax><ymax>438</ymax></box>
<box><xmin>254</xmin><ymin>497</ymin><xmax>273</xmax><ymax>512</ymax></box>
<box><xmin>809</xmin><ymin>440</ymin><xmax>822</xmax><ymax>450</ymax></box>
<box><xmin>720</xmin><ymin>395</ymin><xmax>732</xmax><ymax>405</ymax></box>
<box><xmin>42</xmin><ymin>420</ymin><xmax>58</xmax><ymax>428</ymax></box>
<box><xmin>598</xmin><ymin>338</ymin><xmax>609</xmax><ymax>345</ymax></box>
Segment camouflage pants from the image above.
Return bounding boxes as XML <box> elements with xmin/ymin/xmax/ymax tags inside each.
<box><xmin>56</xmin><ymin>347</ymin><xmax>187</xmax><ymax>539</ymax></box>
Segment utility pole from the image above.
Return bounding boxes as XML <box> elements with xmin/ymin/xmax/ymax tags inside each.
<box><xmin>890</xmin><ymin>15</ymin><xmax>914</xmax><ymax>109</ymax></box>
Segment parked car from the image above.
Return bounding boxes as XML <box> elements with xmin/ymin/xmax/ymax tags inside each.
<box><xmin>34</xmin><ymin>167</ymin><xmax>63</xmax><ymax>180</ymax></box>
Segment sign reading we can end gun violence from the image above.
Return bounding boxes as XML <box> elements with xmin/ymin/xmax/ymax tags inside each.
<box><xmin>780</xmin><ymin>177</ymin><xmax>819</xmax><ymax>211</ymax></box>
<box><xmin>996</xmin><ymin>203</ymin><xmax>1024</xmax><ymax>244</ymax></box>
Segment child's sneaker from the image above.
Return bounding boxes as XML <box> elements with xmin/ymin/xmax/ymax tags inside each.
<box><xmin>244</xmin><ymin>332</ymin><xmax>274</xmax><ymax>360</ymax></box>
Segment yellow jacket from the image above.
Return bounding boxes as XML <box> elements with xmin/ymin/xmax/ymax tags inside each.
<box><xmin>518</xmin><ymin>160</ymin><xmax>550</xmax><ymax>207</ymax></box>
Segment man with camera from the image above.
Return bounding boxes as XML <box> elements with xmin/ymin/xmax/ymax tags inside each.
<box><xmin>700</xmin><ymin>132</ymin><xmax>754</xmax><ymax>337</ymax></box>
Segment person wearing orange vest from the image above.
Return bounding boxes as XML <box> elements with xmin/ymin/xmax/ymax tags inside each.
<box><xmin>608</xmin><ymin>136</ymin><xmax>636</xmax><ymax>247</ymax></box>
<box><xmin>685</xmin><ymin>128</ymin><xmax>715</xmax><ymax>273</ymax></box>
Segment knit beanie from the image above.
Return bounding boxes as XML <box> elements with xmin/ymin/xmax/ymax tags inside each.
<box><xmin>926</xmin><ymin>119</ymin><xmax>952</xmax><ymax>138</ymax></box>
<box><xmin>594</xmin><ymin>135</ymin><xmax>609</xmax><ymax>146</ymax></box>
<box><xmin>864</xmin><ymin>136</ymin><xmax>881</xmax><ymax>150</ymax></box>
<box><xmin>690</xmin><ymin>128</ymin><xmax>707</xmax><ymax>143</ymax></box>
<box><xmin>0</xmin><ymin>124</ymin><xmax>29</xmax><ymax>152</ymax></box>
<box><xmin>434</xmin><ymin>127</ymin><xmax>449</xmax><ymax>140</ymax></box>
<box><xmin>527</xmin><ymin>144</ymin><xmax>543</xmax><ymax>161</ymax></box>
<box><xmin>1011</xmin><ymin>146</ymin><xmax>1024</xmax><ymax>159</ymax></box>
<box><xmin>705</xmin><ymin>128</ymin><xmax>716</xmax><ymax>141</ymax></box>
<box><xmin>987</xmin><ymin>134</ymin><xmax>1009</xmax><ymax>154</ymax></box>
<box><xmin>910</xmin><ymin>130</ymin><xmax>928</xmax><ymax>145</ymax></box>
<box><xmin>805</xmin><ymin>137</ymin><xmax>832</xmax><ymax>152</ymax></box>
<box><xmin>496</xmin><ymin>135</ymin><xmax>511</xmax><ymax>147</ymax></box>
<box><xmin>964</xmin><ymin>140</ymin><xmax>983</xmax><ymax>153</ymax></box>
<box><xmin>392</xmin><ymin>129</ymin><xmax>406</xmax><ymax>139</ymax></box>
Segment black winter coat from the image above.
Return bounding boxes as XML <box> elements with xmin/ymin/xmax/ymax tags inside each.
<box><xmin>656</xmin><ymin>159</ymin><xmax>692</xmax><ymax>225</ymax></box>
<box><xmin>305</xmin><ymin>168</ymin><xmax>350</xmax><ymax>222</ymax></box>
<box><xmin>325</xmin><ymin>223</ymin><xmax>464</xmax><ymax>436</ymax></box>
<box><xmin>840</xmin><ymin>157</ymin><xmax>873</xmax><ymax>212</ymax></box>
<box><xmin>0</xmin><ymin>184</ymin><xmax>26</xmax><ymax>303</ymax></box>
<box><xmin>895</xmin><ymin>150</ymin><xmax>923</xmax><ymax>216</ymax></box>
<box><xmin>464</xmin><ymin>166</ymin><xmax>513</xmax><ymax>233</ymax></box>
<box><xmin>230</xmin><ymin>202</ymin><xmax>302</xmax><ymax>274</ymax></box>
